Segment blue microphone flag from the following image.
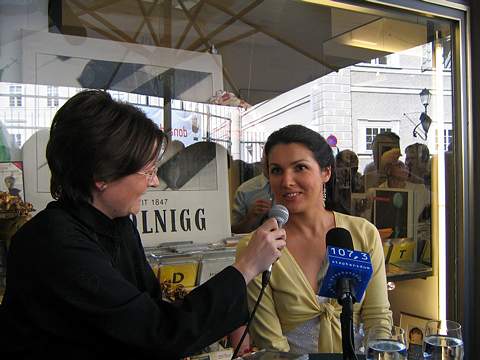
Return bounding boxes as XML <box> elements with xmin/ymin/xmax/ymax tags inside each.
<box><xmin>319</xmin><ymin>246</ymin><xmax>373</xmax><ymax>301</ymax></box>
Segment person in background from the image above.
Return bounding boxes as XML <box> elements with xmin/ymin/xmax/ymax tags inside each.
<box><xmin>405</xmin><ymin>143</ymin><xmax>431</xmax><ymax>188</ymax></box>
<box><xmin>363</xmin><ymin>132</ymin><xmax>400</xmax><ymax>190</ymax></box>
<box><xmin>407</xmin><ymin>327</ymin><xmax>424</xmax><ymax>360</ymax></box>
<box><xmin>379</xmin><ymin>149</ymin><xmax>408</xmax><ymax>189</ymax></box>
<box><xmin>379</xmin><ymin>149</ymin><xmax>431</xmax><ymax>224</ymax></box>
<box><xmin>236</xmin><ymin>125</ymin><xmax>392</xmax><ymax>354</ymax></box>
<box><xmin>409</xmin><ymin>327</ymin><xmax>424</xmax><ymax>345</ymax></box>
<box><xmin>231</xmin><ymin>159</ymin><xmax>273</xmax><ymax>234</ymax></box>
<box><xmin>0</xmin><ymin>90</ymin><xmax>286</xmax><ymax>359</ymax></box>
<box><xmin>336</xmin><ymin>149</ymin><xmax>364</xmax><ymax>194</ymax></box>
<box><xmin>4</xmin><ymin>175</ymin><xmax>21</xmax><ymax>197</ymax></box>
<box><xmin>228</xmin><ymin>159</ymin><xmax>273</xmax><ymax>354</ymax></box>
<box><xmin>335</xmin><ymin>149</ymin><xmax>364</xmax><ymax>215</ymax></box>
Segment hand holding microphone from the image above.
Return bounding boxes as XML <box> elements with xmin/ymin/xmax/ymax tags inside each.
<box><xmin>234</xmin><ymin>204</ymin><xmax>288</xmax><ymax>286</ymax></box>
<box><xmin>262</xmin><ymin>205</ymin><xmax>289</xmax><ymax>286</ymax></box>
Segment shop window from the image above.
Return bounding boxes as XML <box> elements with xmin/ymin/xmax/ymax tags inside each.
<box><xmin>442</xmin><ymin>36</ymin><xmax>452</xmax><ymax>70</ymax></box>
<box><xmin>0</xmin><ymin>0</ymin><xmax>460</xmax><ymax>301</ymax></box>
<box><xmin>435</xmin><ymin>128</ymin><xmax>453</xmax><ymax>151</ymax></box>
<box><xmin>13</xmin><ymin>133</ymin><xmax>21</xmax><ymax>148</ymax></box>
<box><xmin>422</xmin><ymin>37</ymin><xmax>451</xmax><ymax>71</ymax></box>
<box><xmin>366</xmin><ymin>128</ymin><xmax>392</xmax><ymax>151</ymax></box>
<box><xmin>370</xmin><ymin>54</ymin><xmax>399</xmax><ymax>67</ymax></box>
<box><xmin>9</xmin><ymin>85</ymin><xmax>22</xmax><ymax>107</ymax></box>
<box><xmin>107</xmin><ymin>90</ymin><xmax>128</xmax><ymax>102</ymax></box>
<box><xmin>371</xmin><ymin>57</ymin><xmax>388</xmax><ymax>65</ymax></box>
<box><xmin>47</xmin><ymin>86</ymin><xmax>59</xmax><ymax>107</ymax></box>
<box><xmin>444</xmin><ymin>129</ymin><xmax>453</xmax><ymax>150</ymax></box>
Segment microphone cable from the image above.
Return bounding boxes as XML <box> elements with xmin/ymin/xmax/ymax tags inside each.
<box><xmin>230</xmin><ymin>274</ymin><xmax>271</xmax><ymax>360</ymax></box>
<box><xmin>231</xmin><ymin>205</ymin><xmax>288</xmax><ymax>359</ymax></box>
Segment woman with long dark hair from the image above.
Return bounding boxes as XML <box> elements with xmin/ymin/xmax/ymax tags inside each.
<box><xmin>237</xmin><ymin>124</ymin><xmax>392</xmax><ymax>353</ymax></box>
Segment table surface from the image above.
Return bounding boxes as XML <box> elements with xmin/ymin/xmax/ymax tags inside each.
<box><xmin>241</xmin><ymin>351</ymin><xmax>365</xmax><ymax>360</ymax></box>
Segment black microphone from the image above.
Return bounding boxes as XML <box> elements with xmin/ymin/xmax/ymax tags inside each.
<box><xmin>262</xmin><ymin>204</ymin><xmax>289</xmax><ymax>286</ymax></box>
<box><xmin>320</xmin><ymin>228</ymin><xmax>373</xmax><ymax>360</ymax></box>
<box><xmin>320</xmin><ymin>227</ymin><xmax>373</xmax><ymax>303</ymax></box>
<box><xmin>326</xmin><ymin>227</ymin><xmax>354</xmax><ymax>249</ymax></box>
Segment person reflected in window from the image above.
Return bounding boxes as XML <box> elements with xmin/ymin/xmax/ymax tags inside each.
<box><xmin>4</xmin><ymin>175</ymin><xmax>21</xmax><ymax>197</ymax></box>
<box><xmin>335</xmin><ymin>150</ymin><xmax>364</xmax><ymax>215</ymax></box>
<box><xmin>378</xmin><ymin>148</ymin><xmax>407</xmax><ymax>189</ymax></box>
<box><xmin>407</xmin><ymin>327</ymin><xmax>424</xmax><ymax>360</ymax></box>
<box><xmin>363</xmin><ymin>132</ymin><xmax>400</xmax><ymax>191</ymax></box>
<box><xmin>405</xmin><ymin>143</ymin><xmax>431</xmax><ymax>188</ymax></box>
<box><xmin>409</xmin><ymin>327</ymin><xmax>424</xmax><ymax>345</ymax></box>
<box><xmin>0</xmin><ymin>90</ymin><xmax>287</xmax><ymax>359</ymax></box>
<box><xmin>379</xmin><ymin>149</ymin><xmax>430</xmax><ymax>223</ymax></box>
<box><xmin>336</xmin><ymin>150</ymin><xmax>364</xmax><ymax>193</ymax></box>
<box><xmin>231</xmin><ymin>158</ymin><xmax>273</xmax><ymax>234</ymax></box>
<box><xmin>236</xmin><ymin>125</ymin><xmax>392</xmax><ymax>354</ymax></box>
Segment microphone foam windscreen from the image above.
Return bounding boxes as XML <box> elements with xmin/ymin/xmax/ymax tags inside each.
<box><xmin>326</xmin><ymin>227</ymin><xmax>354</xmax><ymax>250</ymax></box>
<box><xmin>268</xmin><ymin>204</ymin><xmax>289</xmax><ymax>227</ymax></box>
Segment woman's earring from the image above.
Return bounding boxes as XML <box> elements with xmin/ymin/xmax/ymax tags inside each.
<box><xmin>322</xmin><ymin>183</ymin><xmax>327</xmax><ymax>206</ymax></box>
<box><xmin>100</xmin><ymin>184</ymin><xmax>107</xmax><ymax>191</ymax></box>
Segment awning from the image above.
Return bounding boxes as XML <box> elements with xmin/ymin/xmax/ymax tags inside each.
<box><xmin>49</xmin><ymin>0</ymin><xmax>434</xmax><ymax>105</ymax></box>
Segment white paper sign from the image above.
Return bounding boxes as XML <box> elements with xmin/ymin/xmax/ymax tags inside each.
<box><xmin>135</xmin><ymin>143</ymin><xmax>230</xmax><ymax>247</ymax></box>
<box><xmin>23</xmin><ymin>132</ymin><xmax>231</xmax><ymax>247</ymax></box>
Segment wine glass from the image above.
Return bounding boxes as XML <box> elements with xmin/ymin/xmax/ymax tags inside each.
<box><xmin>423</xmin><ymin>320</ymin><xmax>464</xmax><ymax>360</ymax></box>
<box><xmin>366</xmin><ymin>324</ymin><xmax>407</xmax><ymax>360</ymax></box>
<box><xmin>354</xmin><ymin>322</ymin><xmax>366</xmax><ymax>355</ymax></box>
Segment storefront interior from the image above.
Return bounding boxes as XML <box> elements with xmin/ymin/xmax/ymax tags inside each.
<box><xmin>0</xmin><ymin>0</ymin><xmax>474</xmax><ymax>356</ymax></box>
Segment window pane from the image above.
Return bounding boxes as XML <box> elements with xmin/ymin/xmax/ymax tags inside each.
<box><xmin>0</xmin><ymin>1</ymin><xmax>457</xmax><ymax>288</ymax></box>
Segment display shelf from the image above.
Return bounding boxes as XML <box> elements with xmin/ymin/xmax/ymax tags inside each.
<box><xmin>145</xmin><ymin>243</ymin><xmax>236</xmax><ymax>302</ymax></box>
<box><xmin>386</xmin><ymin>263</ymin><xmax>433</xmax><ymax>282</ymax></box>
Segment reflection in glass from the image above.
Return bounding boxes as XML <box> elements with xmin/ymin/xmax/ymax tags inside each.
<box><xmin>0</xmin><ymin>0</ymin><xmax>455</xmax><ymax>281</ymax></box>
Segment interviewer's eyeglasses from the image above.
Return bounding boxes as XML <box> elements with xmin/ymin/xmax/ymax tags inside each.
<box><xmin>136</xmin><ymin>165</ymin><xmax>159</xmax><ymax>183</ymax></box>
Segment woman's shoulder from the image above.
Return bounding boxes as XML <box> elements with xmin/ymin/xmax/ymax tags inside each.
<box><xmin>405</xmin><ymin>181</ymin><xmax>428</xmax><ymax>192</ymax></box>
<box><xmin>16</xmin><ymin>201</ymin><xmax>94</xmax><ymax>243</ymax></box>
<box><xmin>41</xmin><ymin>201</ymin><xmax>82</xmax><ymax>227</ymax></box>
<box><xmin>18</xmin><ymin>202</ymin><xmax>67</xmax><ymax>228</ymax></box>
<box><xmin>333</xmin><ymin>211</ymin><xmax>379</xmax><ymax>249</ymax></box>
<box><xmin>10</xmin><ymin>203</ymin><xmax>75</xmax><ymax>253</ymax></box>
<box><xmin>334</xmin><ymin>211</ymin><xmax>376</xmax><ymax>230</ymax></box>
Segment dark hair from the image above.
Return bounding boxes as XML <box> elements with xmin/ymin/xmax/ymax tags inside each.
<box><xmin>264</xmin><ymin>124</ymin><xmax>336</xmax><ymax>210</ymax></box>
<box><xmin>373</xmin><ymin>131</ymin><xmax>400</xmax><ymax>144</ymax></box>
<box><xmin>405</xmin><ymin>143</ymin><xmax>430</xmax><ymax>163</ymax></box>
<box><xmin>409</xmin><ymin>327</ymin><xmax>423</xmax><ymax>339</ymax></box>
<box><xmin>336</xmin><ymin>149</ymin><xmax>359</xmax><ymax>169</ymax></box>
<box><xmin>372</xmin><ymin>131</ymin><xmax>400</xmax><ymax>163</ymax></box>
<box><xmin>46</xmin><ymin>90</ymin><xmax>166</xmax><ymax>205</ymax></box>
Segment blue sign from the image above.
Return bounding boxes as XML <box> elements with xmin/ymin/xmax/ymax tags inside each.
<box><xmin>319</xmin><ymin>246</ymin><xmax>373</xmax><ymax>301</ymax></box>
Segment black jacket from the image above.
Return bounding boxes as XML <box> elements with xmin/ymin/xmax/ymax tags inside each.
<box><xmin>0</xmin><ymin>201</ymin><xmax>248</xmax><ymax>359</ymax></box>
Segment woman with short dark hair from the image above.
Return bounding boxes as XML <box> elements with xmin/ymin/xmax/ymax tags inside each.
<box><xmin>46</xmin><ymin>90</ymin><xmax>165</xmax><ymax>205</ymax></box>
<box><xmin>0</xmin><ymin>90</ymin><xmax>286</xmax><ymax>359</ymax></box>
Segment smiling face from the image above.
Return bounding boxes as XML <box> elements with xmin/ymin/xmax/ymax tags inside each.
<box><xmin>267</xmin><ymin>142</ymin><xmax>331</xmax><ymax>215</ymax></box>
<box><xmin>388</xmin><ymin>160</ymin><xmax>409</xmax><ymax>181</ymax></box>
<box><xmin>92</xmin><ymin>161</ymin><xmax>159</xmax><ymax>219</ymax></box>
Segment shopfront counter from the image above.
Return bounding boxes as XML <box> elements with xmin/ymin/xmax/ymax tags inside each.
<box><xmin>241</xmin><ymin>351</ymin><xmax>365</xmax><ymax>360</ymax></box>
